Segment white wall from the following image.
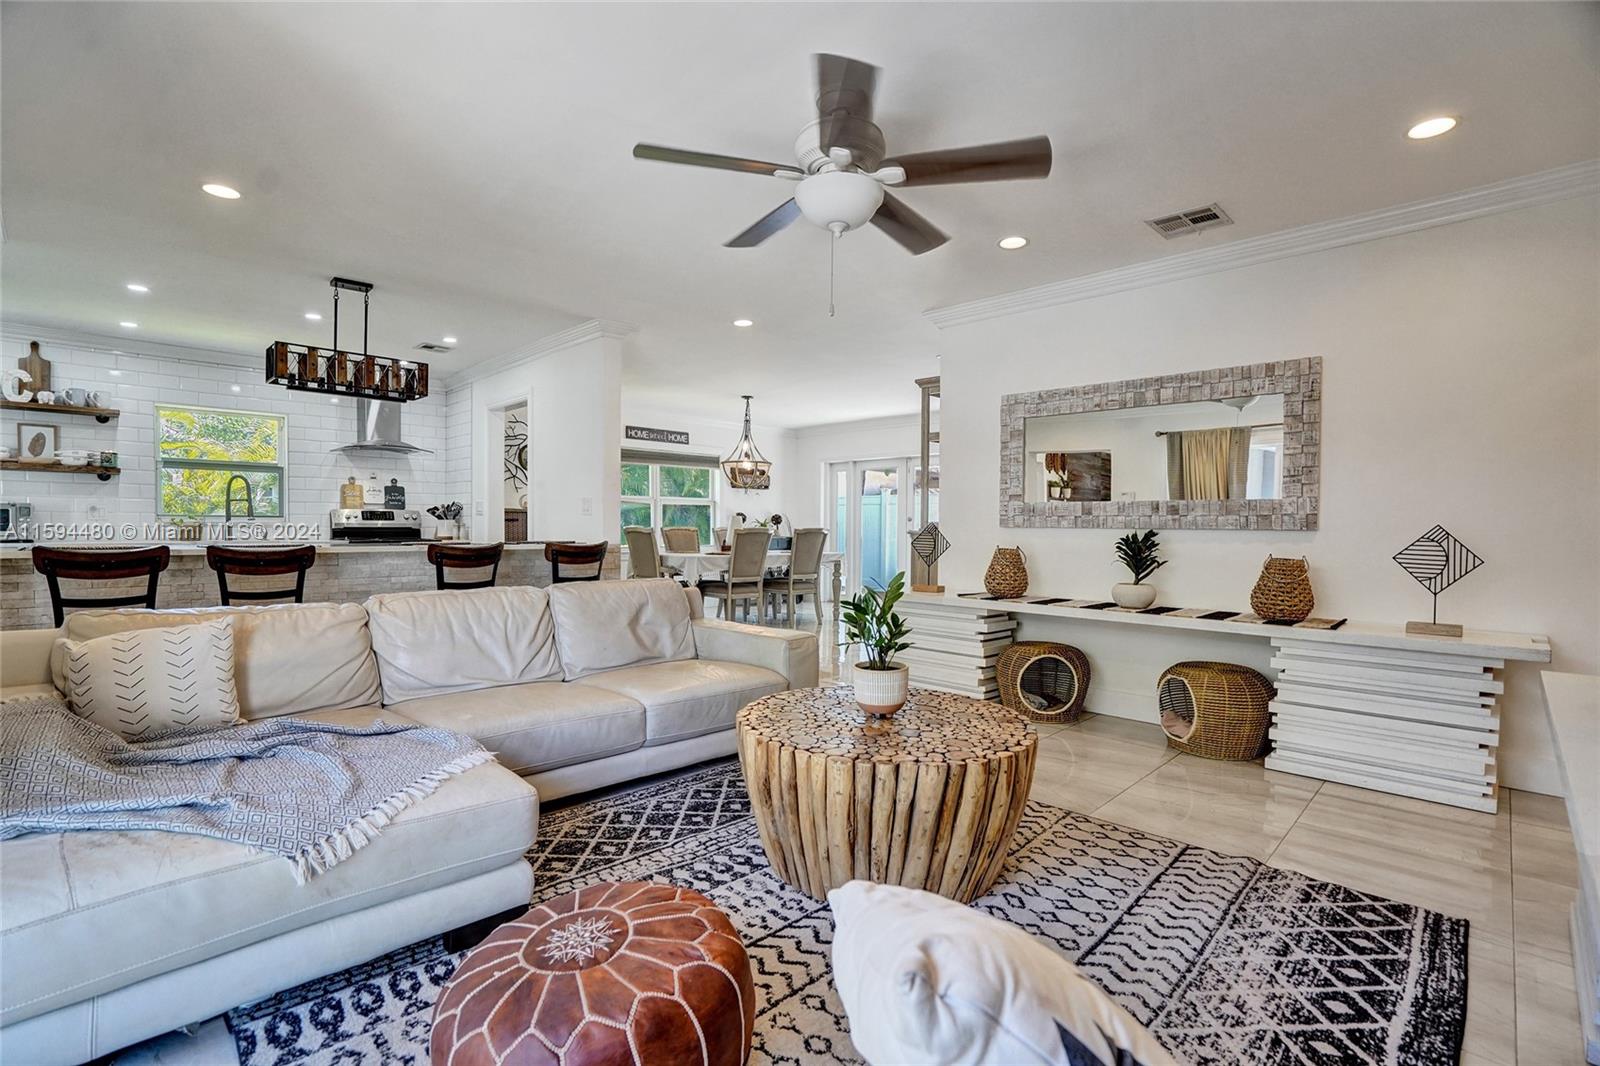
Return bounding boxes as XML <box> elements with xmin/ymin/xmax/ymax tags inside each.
<box><xmin>785</xmin><ymin>414</ymin><xmax>924</xmax><ymax>530</ymax></box>
<box><xmin>0</xmin><ymin>330</ymin><xmax>453</xmax><ymax>535</ymax></box>
<box><xmin>936</xmin><ymin>195</ymin><xmax>1600</xmax><ymax>795</ymax></box>
<box><xmin>462</xmin><ymin>331</ymin><xmax>622</xmax><ymax>544</ymax></box>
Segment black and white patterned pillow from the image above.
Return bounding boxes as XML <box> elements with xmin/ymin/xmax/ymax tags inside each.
<box><xmin>55</xmin><ymin>618</ymin><xmax>242</xmax><ymax>740</ymax></box>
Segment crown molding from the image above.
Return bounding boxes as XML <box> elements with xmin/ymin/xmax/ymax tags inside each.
<box><xmin>791</xmin><ymin>411</ymin><xmax>922</xmax><ymax>437</ymax></box>
<box><xmin>0</xmin><ymin>320</ymin><xmax>254</xmax><ymax>367</ymax></box>
<box><xmin>444</xmin><ymin>318</ymin><xmax>636</xmax><ymax>386</ymax></box>
<box><xmin>926</xmin><ymin>160</ymin><xmax>1600</xmax><ymax>329</ymax></box>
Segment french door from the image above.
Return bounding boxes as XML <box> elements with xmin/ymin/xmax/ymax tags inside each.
<box><xmin>827</xmin><ymin>458</ymin><xmax>917</xmax><ymax>595</ymax></box>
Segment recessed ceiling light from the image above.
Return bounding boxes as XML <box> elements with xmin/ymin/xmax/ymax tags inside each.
<box><xmin>201</xmin><ymin>182</ymin><xmax>241</xmax><ymax>199</ymax></box>
<box><xmin>305</xmin><ymin>312</ymin><xmax>322</xmax><ymax>321</ymax></box>
<box><xmin>126</xmin><ymin>283</ymin><xmax>149</xmax><ymax>294</ymax></box>
<box><xmin>442</xmin><ymin>336</ymin><xmax>458</xmax><ymax>345</ymax></box>
<box><xmin>119</xmin><ymin>321</ymin><xmax>138</xmax><ymax>329</ymax></box>
<box><xmin>231</xmin><ymin>384</ymin><xmax>241</xmax><ymax>393</ymax></box>
<box><xmin>732</xmin><ymin>319</ymin><xmax>754</xmax><ymax>328</ymax></box>
<box><xmin>1407</xmin><ymin>116</ymin><xmax>1457</xmax><ymax>140</ymax></box>
<box><xmin>997</xmin><ymin>236</ymin><xmax>1029</xmax><ymax>250</ymax></box>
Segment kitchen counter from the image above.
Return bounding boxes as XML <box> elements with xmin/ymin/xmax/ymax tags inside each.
<box><xmin>0</xmin><ymin>540</ymin><xmax>621</xmax><ymax>629</ymax></box>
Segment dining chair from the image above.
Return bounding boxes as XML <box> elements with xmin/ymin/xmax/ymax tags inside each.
<box><xmin>32</xmin><ymin>545</ymin><xmax>172</xmax><ymax>628</ymax></box>
<box><xmin>766</xmin><ymin>527</ymin><xmax>828</xmax><ymax>628</ymax></box>
<box><xmin>698</xmin><ymin>527</ymin><xmax>770</xmax><ymax>622</ymax></box>
<box><xmin>545</xmin><ymin>541</ymin><xmax>608</xmax><ymax>583</ymax></box>
<box><xmin>661</xmin><ymin>526</ymin><xmax>701</xmax><ymax>553</ymax></box>
<box><xmin>205</xmin><ymin>544</ymin><xmax>318</xmax><ymax>605</ymax></box>
<box><xmin>713</xmin><ymin>526</ymin><xmax>728</xmax><ymax>550</ymax></box>
<box><xmin>427</xmin><ymin>542</ymin><xmax>504</xmax><ymax>590</ymax></box>
<box><xmin>623</xmin><ymin>527</ymin><xmax>666</xmax><ymax>579</ymax></box>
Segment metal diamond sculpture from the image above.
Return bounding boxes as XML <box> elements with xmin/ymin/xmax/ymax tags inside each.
<box><xmin>911</xmin><ymin>521</ymin><xmax>950</xmax><ymax>568</ymax></box>
<box><xmin>1394</xmin><ymin>524</ymin><xmax>1483</xmax><ymax>625</ymax></box>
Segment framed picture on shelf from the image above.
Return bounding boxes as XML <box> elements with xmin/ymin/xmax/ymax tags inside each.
<box><xmin>16</xmin><ymin>422</ymin><xmax>58</xmax><ymax>461</ymax></box>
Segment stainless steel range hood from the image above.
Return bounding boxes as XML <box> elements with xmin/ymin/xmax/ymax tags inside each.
<box><xmin>332</xmin><ymin>398</ymin><xmax>433</xmax><ymax>455</ymax></box>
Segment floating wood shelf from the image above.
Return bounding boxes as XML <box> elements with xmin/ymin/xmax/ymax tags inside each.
<box><xmin>1</xmin><ymin>399</ymin><xmax>121</xmax><ymax>423</ymax></box>
<box><xmin>1</xmin><ymin>459</ymin><xmax>120</xmax><ymax>481</ymax></box>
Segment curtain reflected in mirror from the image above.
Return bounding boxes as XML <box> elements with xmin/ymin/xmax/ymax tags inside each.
<box><xmin>1023</xmin><ymin>395</ymin><xmax>1284</xmax><ymax>504</ymax></box>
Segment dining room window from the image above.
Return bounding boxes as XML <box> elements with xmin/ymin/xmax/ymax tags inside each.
<box><xmin>156</xmin><ymin>405</ymin><xmax>286</xmax><ymax>517</ymax></box>
<box><xmin>620</xmin><ymin>456</ymin><xmax>716</xmax><ymax>545</ymax></box>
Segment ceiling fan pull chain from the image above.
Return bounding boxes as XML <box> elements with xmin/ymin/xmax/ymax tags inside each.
<box><xmin>828</xmin><ymin>229</ymin><xmax>836</xmax><ymax>318</ymax></box>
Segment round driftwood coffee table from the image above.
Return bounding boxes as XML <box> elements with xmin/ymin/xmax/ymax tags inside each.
<box><xmin>736</xmin><ymin>686</ymin><xmax>1037</xmax><ymax>903</ymax></box>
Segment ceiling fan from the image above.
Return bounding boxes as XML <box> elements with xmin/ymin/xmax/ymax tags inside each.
<box><xmin>633</xmin><ymin>53</ymin><xmax>1053</xmax><ymax>257</ymax></box>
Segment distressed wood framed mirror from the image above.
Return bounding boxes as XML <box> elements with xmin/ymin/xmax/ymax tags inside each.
<box><xmin>1000</xmin><ymin>357</ymin><xmax>1321</xmax><ymax>530</ymax></box>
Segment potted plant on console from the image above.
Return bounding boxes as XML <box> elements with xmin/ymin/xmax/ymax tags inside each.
<box><xmin>1112</xmin><ymin>529</ymin><xmax>1166</xmax><ymax>609</ymax></box>
<box><xmin>841</xmin><ymin>571</ymin><xmax>913</xmax><ymax>717</ymax></box>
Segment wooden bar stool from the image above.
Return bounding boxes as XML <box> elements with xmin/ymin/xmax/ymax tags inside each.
<box><xmin>205</xmin><ymin>544</ymin><xmax>318</xmax><ymax>605</ymax></box>
<box><xmin>32</xmin><ymin>545</ymin><xmax>172</xmax><ymax>627</ymax></box>
<box><xmin>428</xmin><ymin>542</ymin><xmax>504</xmax><ymax>590</ymax></box>
<box><xmin>544</xmin><ymin>541</ymin><xmax>608</xmax><ymax>583</ymax></box>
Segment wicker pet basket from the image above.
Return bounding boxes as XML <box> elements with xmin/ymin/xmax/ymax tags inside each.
<box><xmin>1249</xmin><ymin>556</ymin><xmax>1314</xmax><ymax>622</ymax></box>
<box><xmin>984</xmin><ymin>546</ymin><xmax>1029</xmax><ymax>598</ymax></box>
<box><xmin>1157</xmin><ymin>661</ymin><xmax>1275</xmax><ymax>761</ymax></box>
<box><xmin>997</xmin><ymin>641</ymin><xmax>1091</xmax><ymax>724</ymax></box>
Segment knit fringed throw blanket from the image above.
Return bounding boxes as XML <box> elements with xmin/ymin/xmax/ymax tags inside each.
<box><xmin>0</xmin><ymin>694</ymin><xmax>491</xmax><ymax>883</ymax></box>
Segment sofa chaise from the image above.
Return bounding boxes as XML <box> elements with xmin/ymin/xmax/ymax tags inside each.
<box><xmin>0</xmin><ymin>578</ymin><xmax>816</xmax><ymax>1065</ymax></box>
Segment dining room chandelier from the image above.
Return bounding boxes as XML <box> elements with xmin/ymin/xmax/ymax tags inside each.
<box><xmin>721</xmin><ymin>395</ymin><xmax>772</xmax><ymax>490</ymax></box>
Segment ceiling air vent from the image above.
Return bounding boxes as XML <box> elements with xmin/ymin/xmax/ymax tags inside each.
<box><xmin>1145</xmin><ymin>203</ymin><xmax>1233</xmax><ymax>239</ymax></box>
<box><xmin>413</xmin><ymin>342</ymin><xmax>453</xmax><ymax>352</ymax></box>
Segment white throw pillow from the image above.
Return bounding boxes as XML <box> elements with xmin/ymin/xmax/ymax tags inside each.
<box><xmin>829</xmin><ymin>880</ymin><xmax>1177</xmax><ymax>1066</ymax></box>
<box><xmin>55</xmin><ymin>618</ymin><xmax>242</xmax><ymax>740</ymax></box>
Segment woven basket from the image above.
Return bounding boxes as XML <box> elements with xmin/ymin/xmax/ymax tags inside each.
<box><xmin>997</xmin><ymin>641</ymin><xmax>1091</xmax><ymax>724</ymax></box>
<box><xmin>984</xmin><ymin>546</ymin><xmax>1029</xmax><ymax>598</ymax></box>
<box><xmin>1250</xmin><ymin>556</ymin><xmax>1314</xmax><ymax>622</ymax></box>
<box><xmin>1157</xmin><ymin>661</ymin><xmax>1275</xmax><ymax>761</ymax></box>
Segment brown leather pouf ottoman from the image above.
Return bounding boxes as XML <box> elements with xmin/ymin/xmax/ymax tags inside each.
<box><xmin>431</xmin><ymin>881</ymin><xmax>755</xmax><ymax>1066</ymax></box>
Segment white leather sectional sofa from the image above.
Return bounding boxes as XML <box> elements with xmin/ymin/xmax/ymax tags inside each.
<box><xmin>0</xmin><ymin>578</ymin><xmax>816</xmax><ymax>1065</ymax></box>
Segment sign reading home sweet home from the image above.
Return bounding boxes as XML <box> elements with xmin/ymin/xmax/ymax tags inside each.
<box><xmin>625</xmin><ymin>425</ymin><xmax>690</xmax><ymax>446</ymax></box>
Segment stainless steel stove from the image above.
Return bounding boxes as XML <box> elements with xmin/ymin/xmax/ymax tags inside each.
<box><xmin>328</xmin><ymin>507</ymin><xmax>425</xmax><ymax>544</ymax></box>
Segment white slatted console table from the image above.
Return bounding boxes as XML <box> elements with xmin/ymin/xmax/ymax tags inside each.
<box><xmin>899</xmin><ymin>591</ymin><xmax>1550</xmax><ymax>812</ymax></box>
<box><xmin>1541</xmin><ymin>672</ymin><xmax>1600</xmax><ymax>1065</ymax></box>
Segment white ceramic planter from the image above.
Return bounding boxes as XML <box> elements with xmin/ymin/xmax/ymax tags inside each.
<box><xmin>1112</xmin><ymin>582</ymin><xmax>1158</xmax><ymax>609</ymax></box>
<box><xmin>852</xmin><ymin>662</ymin><xmax>910</xmax><ymax>717</ymax></box>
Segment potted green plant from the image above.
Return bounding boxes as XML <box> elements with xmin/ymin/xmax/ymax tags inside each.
<box><xmin>840</xmin><ymin>570</ymin><xmax>913</xmax><ymax>716</ymax></box>
<box><xmin>1112</xmin><ymin>529</ymin><xmax>1166</xmax><ymax>609</ymax></box>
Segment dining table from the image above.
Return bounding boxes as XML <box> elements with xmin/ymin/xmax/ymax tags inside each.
<box><xmin>662</xmin><ymin>549</ymin><xmax>844</xmax><ymax>630</ymax></box>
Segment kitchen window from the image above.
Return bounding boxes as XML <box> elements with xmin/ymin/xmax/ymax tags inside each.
<box><xmin>156</xmin><ymin>405</ymin><xmax>287</xmax><ymax>517</ymax></box>
<box><xmin>620</xmin><ymin>455</ymin><xmax>715</xmax><ymax>546</ymax></box>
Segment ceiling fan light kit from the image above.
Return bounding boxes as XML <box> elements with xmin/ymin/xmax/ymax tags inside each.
<box><xmin>634</xmin><ymin>53</ymin><xmax>1053</xmax><ymax>312</ymax></box>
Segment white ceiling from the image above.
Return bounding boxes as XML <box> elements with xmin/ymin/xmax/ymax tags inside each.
<box><xmin>3</xmin><ymin>2</ymin><xmax>1596</xmax><ymax>427</ymax></box>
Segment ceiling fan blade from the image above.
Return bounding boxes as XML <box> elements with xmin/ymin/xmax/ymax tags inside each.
<box><xmin>815</xmin><ymin>53</ymin><xmax>879</xmax><ymax>152</ymax></box>
<box><xmin>725</xmin><ymin>198</ymin><xmax>803</xmax><ymax>248</ymax></box>
<box><xmin>888</xmin><ymin>135</ymin><xmax>1053</xmax><ymax>187</ymax></box>
<box><xmin>633</xmin><ymin>143</ymin><xmax>802</xmax><ymax>178</ymax></box>
<box><xmin>871</xmin><ymin>193</ymin><xmax>949</xmax><ymax>256</ymax></box>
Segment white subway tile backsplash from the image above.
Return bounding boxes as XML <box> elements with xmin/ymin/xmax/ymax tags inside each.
<box><xmin>1</xmin><ymin>336</ymin><xmax>460</xmax><ymax>535</ymax></box>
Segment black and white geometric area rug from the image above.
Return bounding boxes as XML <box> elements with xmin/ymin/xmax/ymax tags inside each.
<box><xmin>229</xmin><ymin>760</ymin><xmax>1468</xmax><ymax>1066</ymax></box>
